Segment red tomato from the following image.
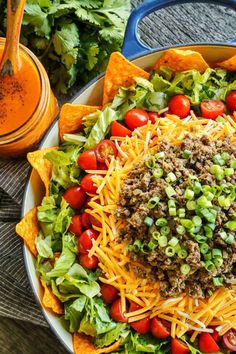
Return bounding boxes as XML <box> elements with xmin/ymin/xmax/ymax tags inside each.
<box><xmin>89</xmin><ymin>214</ymin><xmax>102</xmax><ymax>228</ymax></box>
<box><xmin>81</xmin><ymin>174</ymin><xmax>98</xmax><ymax>194</ymax></box>
<box><xmin>111</xmin><ymin>121</ymin><xmax>132</xmax><ymax>137</ymax></box>
<box><xmin>80</xmin><ymin>254</ymin><xmax>98</xmax><ymax>270</ymax></box>
<box><xmin>63</xmin><ymin>185</ymin><xmax>87</xmax><ymax>210</ymax></box>
<box><xmin>148</xmin><ymin>112</ymin><xmax>160</xmax><ymax>123</ymax></box>
<box><xmin>95</xmin><ymin>140</ymin><xmax>118</xmax><ymax>163</ymax></box>
<box><xmin>226</xmin><ymin>91</ymin><xmax>236</xmax><ymax>112</ymax></box>
<box><xmin>210</xmin><ymin>327</ymin><xmax>220</xmax><ymax>343</ymax></box>
<box><xmin>131</xmin><ymin>317</ymin><xmax>150</xmax><ymax>334</ymax></box>
<box><xmin>199</xmin><ymin>332</ymin><xmax>220</xmax><ymax>353</ymax></box>
<box><xmin>222</xmin><ymin>329</ymin><xmax>236</xmax><ymax>351</ymax></box>
<box><xmin>84</xmin><ymin>196</ymin><xmax>93</xmax><ymax>208</ymax></box>
<box><xmin>77</xmin><ymin>150</ymin><xmax>97</xmax><ymax>170</ymax></box>
<box><xmin>129</xmin><ymin>301</ymin><xmax>141</xmax><ymax>312</ymax></box>
<box><xmin>169</xmin><ymin>95</ymin><xmax>191</xmax><ymax>118</ymax></box>
<box><xmin>110</xmin><ymin>298</ymin><xmax>127</xmax><ymax>323</ymax></box>
<box><xmin>68</xmin><ymin>215</ymin><xmax>83</xmax><ymax>236</ymax></box>
<box><xmin>97</xmin><ymin>162</ymin><xmax>108</xmax><ymax>170</ymax></box>
<box><xmin>171</xmin><ymin>338</ymin><xmax>190</xmax><ymax>354</ymax></box>
<box><xmin>79</xmin><ymin>229</ymin><xmax>99</xmax><ymax>253</ymax></box>
<box><xmin>125</xmin><ymin>108</ymin><xmax>149</xmax><ymax>130</ymax></box>
<box><xmin>81</xmin><ymin>212</ymin><xmax>91</xmax><ymax>229</ymax></box>
<box><xmin>100</xmin><ymin>283</ymin><xmax>119</xmax><ymax>304</ymax></box>
<box><xmin>200</xmin><ymin>99</ymin><xmax>225</xmax><ymax>120</ymax></box>
<box><xmin>150</xmin><ymin>317</ymin><xmax>170</xmax><ymax>339</ymax></box>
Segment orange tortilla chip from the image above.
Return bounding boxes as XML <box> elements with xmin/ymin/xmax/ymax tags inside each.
<box><xmin>73</xmin><ymin>333</ymin><xmax>121</xmax><ymax>354</ymax></box>
<box><xmin>103</xmin><ymin>52</ymin><xmax>150</xmax><ymax>105</ymax></box>
<box><xmin>216</xmin><ymin>54</ymin><xmax>236</xmax><ymax>71</ymax></box>
<box><xmin>59</xmin><ymin>104</ymin><xmax>101</xmax><ymax>142</ymax></box>
<box><xmin>41</xmin><ymin>280</ymin><xmax>64</xmax><ymax>315</ymax></box>
<box><xmin>27</xmin><ymin>147</ymin><xmax>58</xmax><ymax>196</ymax></box>
<box><xmin>153</xmin><ymin>49</ymin><xmax>209</xmax><ymax>73</ymax></box>
<box><xmin>15</xmin><ymin>207</ymin><xmax>39</xmax><ymax>256</ymax></box>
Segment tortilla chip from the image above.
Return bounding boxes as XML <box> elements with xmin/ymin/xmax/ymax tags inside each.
<box><xmin>153</xmin><ymin>49</ymin><xmax>209</xmax><ymax>73</ymax></box>
<box><xmin>59</xmin><ymin>104</ymin><xmax>101</xmax><ymax>142</ymax></box>
<box><xmin>73</xmin><ymin>333</ymin><xmax>122</xmax><ymax>354</ymax></box>
<box><xmin>103</xmin><ymin>52</ymin><xmax>150</xmax><ymax>105</ymax></box>
<box><xmin>15</xmin><ymin>207</ymin><xmax>38</xmax><ymax>256</ymax></box>
<box><xmin>73</xmin><ymin>333</ymin><xmax>98</xmax><ymax>354</ymax></box>
<box><xmin>216</xmin><ymin>54</ymin><xmax>236</xmax><ymax>71</ymax></box>
<box><xmin>41</xmin><ymin>280</ymin><xmax>64</xmax><ymax>315</ymax></box>
<box><xmin>27</xmin><ymin>147</ymin><xmax>58</xmax><ymax>196</ymax></box>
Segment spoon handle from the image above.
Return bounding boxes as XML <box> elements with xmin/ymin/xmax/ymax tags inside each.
<box><xmin>0</xmin><ymin>0</ymin><xmax>26</xmax><ymax>76</ymax></box>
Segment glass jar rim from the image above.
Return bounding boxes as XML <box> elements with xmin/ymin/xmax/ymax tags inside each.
<box><xmin>0</xmin><ymin>38</ymin><xmax>49</xmax><ymax>144</ymax></box>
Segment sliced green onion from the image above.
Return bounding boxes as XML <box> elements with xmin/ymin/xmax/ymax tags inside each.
<box><xmin>160</xmin><ymin>226</ymin><xmax>170</xmax><ymax>236</ymax></box>
<box><xmin>219</xmin><ymin>231</ymin><xmax>228</xmax><ymax>240</ymax></box>
<box><xmin>168</xmin><ymin>237</ymin><xmax>179</xmax><ymax>247</ymax></box>
<box><xmin>204</xmin><ymin>225</ymin><xmax>213</xmax><ymax>239</ymax></box>
<box><xmin>178</xmin><ymin>249</ymin><xmax>188</xmax><ymax>259</ymax></box>
<box><xmin>176</xmin><ymin>225</ymin><xmax>185</xmax><ymax>235</ymax></box>
<box><xmin>212</xmin><ymin>154</ymin><xmax>225</xmax><ymax>166</ymax></box>
<box><xmin>182</xmin><ymin>150</ymin><xmax>192</xmax><ymax>159</ymax></box>
<box><xmin>155</xmin><ymin>151</ymin><xmax>165</xmax><ymax>159</ymax></box>
<box><xmin>204</xmin><ymin>191</ymin><xmax>215</xmax><ymax>201</ymax></box>
<box><xmin>216</xmin><ymin>117</ymin><xmax>226</xmax><ymax>123</ymax></box>
<box><xmin>147</xmin><ymin>196</ymin><xmax>160</xmax><ymax>209</ymax></box>
<box><xmin>148</xmin><ymin>239</ymin><xmax>158</xmax><ymax>250</ymax></box>
<box><xmin>145</xmin><ymin>157</ymin><xmax>156</xmax><ymax>168</ymax></box>
<box><xmin>193</xmin><ymin>181</ymin><xmax>202</xmax><ymax>195</ymax></box>
<box><xmin>165</xmin><ymin>185</ymin><xmax>176</xmax><ymax>198</ymax></box>
<box><xmin>174</xmin><ymin>243</ymin><xmax>181</xmax><ymax>253</ymax></box>
<box><xmin>213</xmin><ymin>277</ymin><xmax>223</xmax><ymax>287</ymax></box>
<box><xmin>178</xmin><ymin>208</ymin><xmax>186</xmax><ymax>218</ymax></box>
<box><xmin>205</xmin><ymin>261</ymin><xmax>215</xmax><ymax>272</ymax></box>
<box><xmin>224</xmin><ymin>221</ymin><xmax>236</xmax><ymax>231</ymax></box>
<box><xmin>224</xmin><ymin>168</ymin><xmax>234</xmax><ymax>176</ymax></box>
<box><xmin>225</xmin><ymin>233</ymin><xmax>234</xmax><ymax>245</ymax></box>
<box><xmin>168</xmin><ymin>200</ymin><xmax>176</xmax><ymax>208</ymax></box>
<box><xmin>184</xmin><ymin>188</ymin><xmax>194</xmax><ymax>200</ymax></box>
<box><xmin>195</xmin><ymin>235</ymin><xmax>207</xmax><ymax>243</ymax></box>
<box><xmin>130</xmin><ymin>240</ymin><xmax>142</xmax><ymax>252</ymax></box>
<box><xmin>152</xmin><ymin>231</ymin><xmax>161</xmax><ymax>240</ymax></box>
<box><xmin>200</xmin><ymin>243</ymin><xmax>210</xmax><ymax>254</ymax></box>
<box><xmin>214</xmin><ymin>257</ymin><xmax>223</xmax><ymax>268</ymax></box>
<box><xmin>197</xmin><ymin>195</ymin><xmax>212</xmax><ymax>208</ymax></box>
<box><xmin>212</xmin><ymin>248</ymin><xmax>222</xmax><ymax>258</ymax></box>
<box><xmin>166</xmin><ymin>172</ymin><xmax>177</xmax><ymax>183</ymax></box>
<box><xmin>144</xmin><ymin>216</ymin><xmax>154</xmax><ymax>227</ymax></box>
<box><xmin>192</xmin><ymin>215</ymin><xmax>202</xmax><ymax>227</ymax></box>
<box><xmin>158</xmin><ymin>236</ymin><xmax>168</xmax><ymax>247</ymax></box>
<box><xmin>218</xmin><ymin>196</ymin><xmax>231</xmax><ymax>209</ymax></box>
<box><xmin>204</xmin><ymin>253</ymin><xmax>212</xmax><ymax>261</ymax></box>
<box><xmin>165</xmin><ymin>246</ymin><xmax>175</xmax><ymax>257</ymax></box>
<box><xmin>221</xmin><ymin>152</ymin><xmax>230</xmax><ymax>161</ymax></box>
<box><xmin>169</xmin><ymin>208</ymin><xmax>177</xmax><ymax>216</ymax></box>
<box><xmin>230</xmin><ymin>160</ymin><xmax>236</xmax><ymax>169</ymax></box>
<box><xmin>180</xmin><ymin>264</ymin><xmax>191</xmax><ymax>275</ymax></box>
<box><xmin>155</xmin><ymin>218</ymin><xmax>168</xmax><ymax>227</ymax></box>
<box><xmin>153</xmin><ymin>168</ymin><xmax>164</xmax><ymax>178</ymax></box>
<box><xmin>210</xmin><ymin>164</ymin><xmax>224</xmax><ymax>180</ymax></box>
<box><xmin>141</xmin><ymin>243</ymin><xmax>149</xmax><ymax>254</ymax></box>
<box><xmin>186</xmin><ymin>201</ymin><xmax>196</xmax><ymax>210</ymax></box>
<box><xmin>200</xmin><ymin>208</ymin><xmax>216</xmax><ymax>223</ymax></box>
<box><xmin>180</xmin><ymin>219</ymin><xmax>194</xmax><ymax>230</ymax></box>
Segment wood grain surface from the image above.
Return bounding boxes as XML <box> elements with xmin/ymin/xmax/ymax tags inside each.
<box><xmin>1</xmin><ymin>1</ymin><xmax>236</xmax><ymax>354</ymax></box>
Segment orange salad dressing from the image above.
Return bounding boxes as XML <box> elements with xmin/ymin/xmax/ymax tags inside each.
<box><xmin>0</xmin><ymin>46</ymin><xmax>41</xmax><ymax>135</ymax></box>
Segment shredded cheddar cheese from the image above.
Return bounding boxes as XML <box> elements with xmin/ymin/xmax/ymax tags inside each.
<box><xmin>87</xmin><ymin>115</ymin><xmax>236</xmax><ymax>341</ymax></box>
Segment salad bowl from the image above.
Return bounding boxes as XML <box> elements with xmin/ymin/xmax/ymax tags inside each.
<box><xmin>22</xmin><ymin>0</ymin><xmax>236</xmax><ymax>352</ymax></box>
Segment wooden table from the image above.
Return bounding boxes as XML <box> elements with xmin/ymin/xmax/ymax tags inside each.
<box><xmin>1</xmin><ymin>1</ymin><xmax>236</xmax><ymax>353</ymax></box>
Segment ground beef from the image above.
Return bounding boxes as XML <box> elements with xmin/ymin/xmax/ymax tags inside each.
<box><xmin>115</xmin><ymin>136</ymin><xmax>236</xmax><ymax>298</ymax></box>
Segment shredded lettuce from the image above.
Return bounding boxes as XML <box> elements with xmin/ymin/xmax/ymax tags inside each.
<box><xmin>35</xmin><ymin>233</ymin><xmax>53</xmax><ymax>258</ymax></box>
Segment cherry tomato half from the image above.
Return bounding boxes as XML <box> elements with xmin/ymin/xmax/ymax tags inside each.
<box><xmin>210</xmin><ymin>327</ymin><xmax>220</xmax><ymax>343</ymax></box>
<box><xmin>80</xmin><ymin>254</ymin><xmax>98</xmax><ymax>270</ymax></box>
<box><xmin>171</xmin><ymin>338</ymin><xmax>190</xmax><ymax>354</ymax></box>
<box><xmin>81</xmin><ymin>212</ymin><xmax>92</xmax><ymax>229</ymax></box>
<box><xmin>129</xmin><ymin>300</ymin><xmax>141</xmax><ymax>312</ymax></box>
<box><xmin>226</xmin><ymin>91</ymin><xmax>236</xmax><ymax>112</ymax></box>
<box><xmin>148</xmin><ymin>112</ymin><xmax>160</xmax><ymax>123</ymax></box>
<box><xmin>77</xmin><ymin>150</ymin><xmax>97</xmax><ymax>170</ymax></box>
<box><xmin>125</xmin><ymin>108</ymin><xmax>149</xmax><ymax>130</ymax></box>
<box><xmin>63</xmin><ymin>185</ymin><xmax>87</xmax><ymax>210</ymax></box>
<box><xmin>199</xmin><ymin>332</ymin><xmax>220</xmax><ymax>353</ymax></box>
<box><xmin>97</xmin><ymin>162</ymin><xmax>108</xmax><ymax>170</ymax></box>
<box><xmin>131</xmin><ymin>317</ymin><xmax>150</xmax><ymax>334</ymax></box>
<box><xmin>110</xmin><ymin>298</ymin><xmax>127</xmax><ymax>323</ymax></box>
<box><xmin>200</xmin><ymin>99</ymin><xmax>225</xmax><ymax>120</ymax></box>
<box><xmin>81</xmin><ymin>174</ymin><xmax>98</xmax><ymax>194</ymax></box>
<box><xmin>79</xmin><ymin>229</ymin><xmax>99</xmax><ymax>253</ymax></box>
<box><xmin>111</xmin><ymin>121</ymin><xmax>132</xmax><ymax>137</ymax></box>
<box><xmin>95</xmin><ymin>140</ymin><xmax>118</xmax><ymax>163</ymax></box>
<box><xmin>89</xmin><ymin>214</ymin><xmax>102</xmax><ymax>228</ymax></box>
<box><xmin>100</xmin><ymin>283</ymin><xmax>119</xmax><ymax>304</ymax></box>
<box><xmin>222</xmin><ymin>329</ymin><xmax>236</xmax><ymax>351</ymax></box>
<box><xmin>169</xmin><ymin>95</ymin><xmax>191</xmax><ymax>119</ymax></box>
<box><xmin>150</xmin><ymin>317</ymin><xmax>170</xmax><ymax>339</ymax></box>
<box><xmin>68</xmin><ymin>215</ymin><xmax>83</xmax><ymax>236</ymax></box>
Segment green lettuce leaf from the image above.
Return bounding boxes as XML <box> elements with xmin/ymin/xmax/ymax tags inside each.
<box><xmin>94</xmin><ymin>323</ymin><xmax>128</xmax><ymax>348</ymax></box>
<box><xmin>64</xmin><ymin>295</ymin><xmax>87</xmax><ymax>332</ymax></box>
<box><xmin>35</xmin><ymin>233</ymin><xmax>53</xmax><ymax>258</ymax></box>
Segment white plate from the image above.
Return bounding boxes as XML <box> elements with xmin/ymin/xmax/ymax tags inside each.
<box><xmin>22</xmin><ymin>44</ymin><xmax>236</xmax><ymax>353</ymax></box>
